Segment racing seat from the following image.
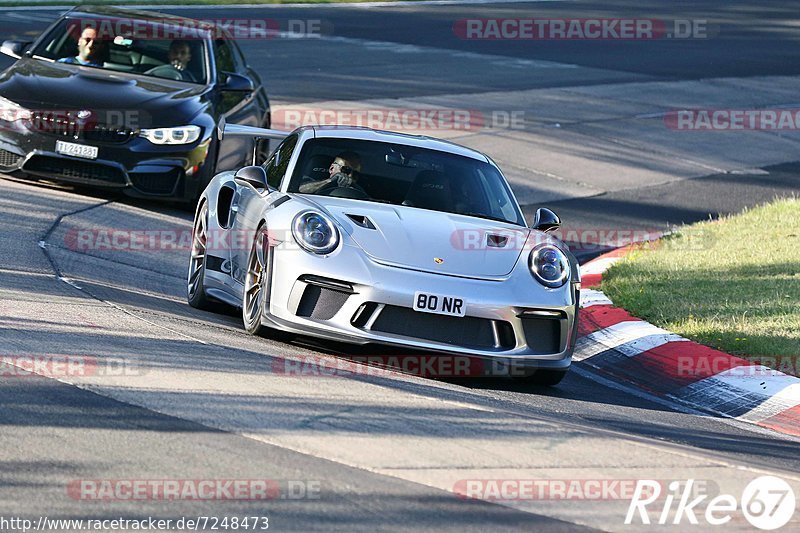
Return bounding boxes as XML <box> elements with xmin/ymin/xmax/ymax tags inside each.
<box><xmin>402</xmin><ymin>170</ymin><xmax>453</xmax><ymax>212</ymax></box>
<box><xmin>300</xmin><ymin>154</ymin><xmax>332</xmax><ymax>183</ymax></box>
<box><xmin>294</xmin><ymin>154</ymin><xmax>333</xmax><ymax>192</ymax></box>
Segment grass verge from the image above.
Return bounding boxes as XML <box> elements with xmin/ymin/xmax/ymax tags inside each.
<box><xmin>601</xmin><ymin>198</ymin><xmax>800</xmax><ymax>370</ymax></box>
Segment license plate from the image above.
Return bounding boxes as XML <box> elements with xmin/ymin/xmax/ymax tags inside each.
<box><xmin>413</xmin><ymin>291</ymin><xmax>466</xmax><ymax>317</ymax></box>
<box><xmin>56</xmin><ymin>140</ymin><xmax>98</xmax><ymax>160</ymax></box>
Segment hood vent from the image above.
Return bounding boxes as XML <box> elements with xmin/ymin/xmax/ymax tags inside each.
<box><xmin>346</xmin><ymin>214</ymin><xmax>376</xmax><ymax>230</ymax></box>
<box><xmin>486</xmin><ymin>234</ymin><xmax>509</xmax><ymax>248</ymax></box>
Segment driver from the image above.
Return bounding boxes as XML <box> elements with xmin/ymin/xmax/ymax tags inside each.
<box><xmin>299</xmin><ymin>151</ymin><xmax>364</xmax><ymax>194</ymax></box>
<box><xmin>166</xmin><ymin>40</ymin><xmax>196</xmax><ymax>82</ymax></box>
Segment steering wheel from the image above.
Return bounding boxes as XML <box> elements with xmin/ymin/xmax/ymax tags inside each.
<box><xmin>144</xmin><ymin>64</ymin><xmax>195</xmax><ymax>82</ymax></box>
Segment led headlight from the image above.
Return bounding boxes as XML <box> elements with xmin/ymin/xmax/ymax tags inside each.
<box><xmin>0</xmin><ymin>96</ymin><xmax>30</xmax><ymax>122</ymax></box>
<box><xmin>139</xmin><ymin>125</ymin><xmax>201</xmax><ymax>145</ymax></box>
<box><xmin>529</xmin><ymin>244</ymin><xmax>569</xmax><ymax>288</ymax></box>
<box><xmin>292</xmin><ymin>211</ymin><xmax>339</xmax><ymax>255</ymax></box>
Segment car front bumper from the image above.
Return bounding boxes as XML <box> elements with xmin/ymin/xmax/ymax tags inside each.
<box><xmin>258</xmin><ymin>242</ymin><xmax>579</xmax><ymax>371</ymax></box>
<box><xmin>0</xmin><ymin>123</ymin><xmax>213</xmax><ymax>201</ymax></box>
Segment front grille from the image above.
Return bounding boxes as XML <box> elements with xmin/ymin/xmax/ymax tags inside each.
<box><xmin>24</xmin><ymin>155</ymin><xmax>126</xmax><ymax>185</ymax></box>
<box><xmin>295</xmin><ymin>285</ymin><xmax>351</xmax><ymax>320</ymax></box>
<box><xmin>130</xmin><ymin>168</ymin><xmax>182</xmax><ymax>195</ymax></box>
<box><xmin>370</xmin><ymin>305</ymin><xmax>511</xmax><ymax>350</ymax></box>
<box><xmin>28</xmin><ymin>111</ymin><xmax>134</xmax><ymax>144</ymax></box>
<box><xmin>0</xmin><ymin>148</ymin><xmax>22</xmax><ymax>167</ymax></box>
<box><xmin>520</xmin><ymin>317</ymin><xmax>562</xmax><ymax>354</ymax></box>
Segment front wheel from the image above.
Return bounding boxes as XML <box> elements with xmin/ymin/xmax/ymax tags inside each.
<box><xmin>242</xmin><ymin>225</ymin><xmax>271</xmax><ymax>335</ymax></box>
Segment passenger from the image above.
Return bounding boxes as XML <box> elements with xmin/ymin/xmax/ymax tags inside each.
<box><xmin>58</xmin><ymin>27</ymin><xmax>106</xmax><ymax>67</ymax></box>
<box><xmin>299</xmin><ymin>151</ymin><xmax>364</xmax><ymax>194</ymax></box>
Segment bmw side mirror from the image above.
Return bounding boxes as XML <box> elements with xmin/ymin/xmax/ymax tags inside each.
<box><xmin>219</xmin><ymin>72</ymin><xmax>254</xmax><ymax>92</ymax></box>
<box><xmin>1</xmin><ymin>40</ymin><xmax>31</xmax><ymax>59</ymax></box>
<box><xmin>532</xmin><ymin>208</ymin><xmax>561</xmax><ymax>233</ymax></box>
<box><xmin>234</xmin><ymin>165</ymin><xmax>269</xmax><ymax>191</ymax></box>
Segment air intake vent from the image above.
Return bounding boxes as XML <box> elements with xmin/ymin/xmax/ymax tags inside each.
<box><xmin>486</xmin><ymin>234</ymin><xmax>508</xmax><ymax>248</ymax></box>
<box><xmin>346</xmin><ymin>214</ymin><xmax>375</xmax><ymax>229</ymax></box>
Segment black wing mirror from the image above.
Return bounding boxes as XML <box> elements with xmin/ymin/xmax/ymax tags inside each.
<box><xmin>219</xmin><ymin>71</ymin><xmax>254</xmax><ymax>92</ymax></box>
<box><xmin>532</xmin><ymin>207</ymin><xmax>561</xmax><ymax>233</ymax></box>
<box><xmin>234</xmin><ymin>165</ymin><xmax>269</xmax><ymax>190</ymax></box>
<box><xmin>1</xmin><ymin>40</ymin><xmax>31</xmax><ymax>59</ymax></box>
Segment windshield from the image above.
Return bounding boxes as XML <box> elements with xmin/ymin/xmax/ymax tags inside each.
<box><xmin>32</xmin><ymin>17</ymin><xmax>209</xmax><ymax>84</ymax></box>
<box><xmin>287</xmin><ymin>138</ymin><xmax>525</xmax><ymax>226</ymax></box>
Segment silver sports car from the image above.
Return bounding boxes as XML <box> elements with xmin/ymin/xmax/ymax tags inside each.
<box><xmin>188</xmin><ymin>124</ymin><xmax>580</xmax><ymax>385</ymax></box>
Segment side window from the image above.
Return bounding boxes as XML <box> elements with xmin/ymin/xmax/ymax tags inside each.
<box><xmin>230</xmin><ymin>40</ymin><xmax>248</xmax><ymax>74</ymax></box>
<box><xmin>266</xmin><ymin>135</ymin><xmax>298</xmax><ymax>189</ymax></box>
<box><xmin>213</xmin><ymin>38</ymin><xmax>236</xmax><ymax>81</ymax></box>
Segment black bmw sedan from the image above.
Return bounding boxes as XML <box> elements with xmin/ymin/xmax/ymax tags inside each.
<box><xmin>0</xmin><ymin>6</ymin><xmax>270</xmax><ymax>205</ymax></box>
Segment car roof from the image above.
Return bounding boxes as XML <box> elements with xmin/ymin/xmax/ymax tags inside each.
<box><xmin>309</xmin><ymin>126</ymin><xmax>489</xmax><ymax>162</ymax></box>
<box><xmin>68</xmin><ymin>6</ymin><xmax>216</xmax><ymax>33</ymax></box>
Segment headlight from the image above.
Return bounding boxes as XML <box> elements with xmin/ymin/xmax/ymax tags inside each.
<box><xmin>529</xmin><ymin>244</ymin><xmax>569</xmax><ymax>288</ymax></box>
<box><xmin>0</xmin><ymin>96</ymin><xmax>30</xmax><ymax>122</ymax></box>
<box><xmin>139</xmin><ymin>125</ymin><xmax>201</xmax><ymax>145</ymax></box>
<box><xmin>292</xmin><ymin>211</ymin><xmax>339</xmax><ymax>254</ymax></box>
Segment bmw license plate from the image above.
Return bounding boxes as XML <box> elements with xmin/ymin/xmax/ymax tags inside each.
<box><xmin>56</xmin><ymin>140</ymin><xmax>98</xmax><ymax>160</ymax></box>
<box><xmin>413</xmin><ymin>291</ymin><xmax>466</xmax><ymax>317</ymax></box>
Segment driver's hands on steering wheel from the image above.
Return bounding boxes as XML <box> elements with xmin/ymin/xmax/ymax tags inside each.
<box><xmin>333</xmin><ymin>172</ymin><xmax>356</xmax><ymax>188</ymax></box>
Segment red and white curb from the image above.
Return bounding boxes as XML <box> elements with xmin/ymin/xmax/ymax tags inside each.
<box><xmin>575</xmin><ymin>247</ymin><xmax>800</xmax><ymax>437</ymax></box>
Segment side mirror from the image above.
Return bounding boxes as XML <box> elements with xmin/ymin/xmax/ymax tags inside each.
<box><xmin>234</xmin><ymin>165</ymin><xmax>269</xmax><ymax>191</ymax></box>
<box><xmin>532</xmin><ymin>207</ymin><xmax>561</xmax><ymax>233</ymax></box>
<box><xmin>219</xmin><ymin>71</ymin><xmax>254</xmax><ymax>92</ymax></box>
<box><xmin>1</xmin><ymin>40</ymin><xmax>31</xmax><ymax>59</ymax></box>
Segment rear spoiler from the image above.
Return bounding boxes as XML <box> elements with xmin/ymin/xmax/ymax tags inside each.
<box><xmin>217</xmin><ymin>119</ymin><xmax>292</xmax><ymax>165</ymax></box>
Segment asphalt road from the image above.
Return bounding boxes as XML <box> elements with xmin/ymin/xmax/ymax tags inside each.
<box><xmin>1</xmin><ymin>1</ymin><xmax>800</xmax><ymax>531</ymax></box>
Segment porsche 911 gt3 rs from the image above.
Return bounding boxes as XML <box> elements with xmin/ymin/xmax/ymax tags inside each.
<box><xmin>188</xmin><ymin>124</ymin><xmax>580</xmax><ymax>385</ymax></box>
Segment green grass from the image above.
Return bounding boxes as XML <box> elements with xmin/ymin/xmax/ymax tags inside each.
<box><xmin>601</xmin><ymin>198</ymin><xmax>800</xmax><ymax>368</ymax></box>
<box><xmin>0</xmin><ymin>0</ymin><xmax>401</xmax><ymax>6</ymax></box>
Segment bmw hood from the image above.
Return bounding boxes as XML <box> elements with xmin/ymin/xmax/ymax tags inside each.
<box><xmin>0</xmin><ymin>58</ymin><xmax>207</xmax><ymax>127</ymax></box>
<box><xmin>308</xmin><ymin>197</ymin><xmax>530</xmax><ymax>278</ymax></box>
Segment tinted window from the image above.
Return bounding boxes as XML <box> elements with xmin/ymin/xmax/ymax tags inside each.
<box><xmin>265</xmin><ymin>135</ymin><xmax>298</xmax><ymax>189</ymax></box>
<box><xmin>213</xmin><ymin>38</ymin><xmax>236</xmax><ymax>80</ymax></box>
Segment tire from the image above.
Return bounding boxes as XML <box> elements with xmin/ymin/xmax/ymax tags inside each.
<box><xmin>187</xmin><ymin>202</ymin><xmax>222</xmax><ymax>311</ymax></box>
<box><xmin>518</xmin><ymin>369</ymin><xmax>567</xmax><ymax>387</ymax></box>
<box><xmin>242</xmin><ymin>224</ymin><xmax>271</xmax><ymax>335</ymax></box>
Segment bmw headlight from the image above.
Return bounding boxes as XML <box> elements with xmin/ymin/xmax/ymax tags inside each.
<box><xmin>292</xmin><ymin>211</ymin><xmax>339</xmax><ymax>254</ymax></box>
<box><xmin>139</xmin><ymin>125</ymin><xmax>201</xmax><ymax>145</ymax></box>
<box><xmin>529</xmin><ymin>244</ymin><xmax>569</xmax><ymax>288</ymax></box>
<box><xmin>0</xmin><ymin>96</ymin><xmax>30</xmax><ymax>122</ymax></box>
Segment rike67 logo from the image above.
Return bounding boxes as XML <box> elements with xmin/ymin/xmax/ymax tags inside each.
<box><xmin>626</xmin><ymin>476</ymin><xmax>796</xmax><ymax>529</ymax></box>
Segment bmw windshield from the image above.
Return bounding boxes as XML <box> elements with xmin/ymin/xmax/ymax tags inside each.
<box><xmin>31</xmin><ymin>17</ymin><xmax>210</xmax><ymax>84</ymax></box>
